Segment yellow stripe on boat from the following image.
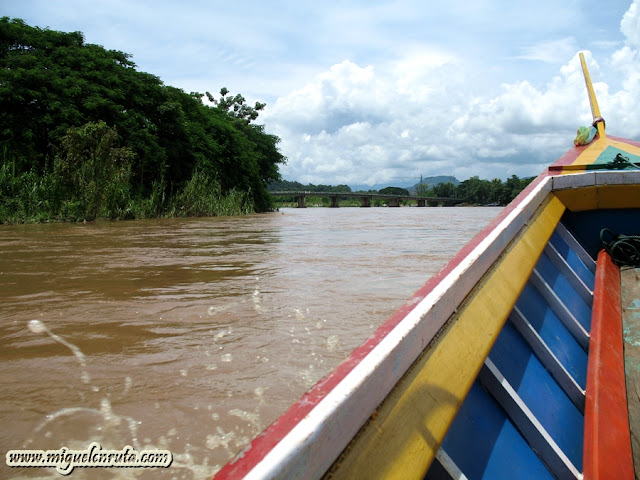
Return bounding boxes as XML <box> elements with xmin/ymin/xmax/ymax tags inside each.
<box><xmin>554</xmin><ymin>183</ymin><xmax>640</xmax><ymax>211</ymax></box>
<box><xmin>325</xmin><ymin>194</ymin><xmax>566</xmax><ymax>480</ymax></box>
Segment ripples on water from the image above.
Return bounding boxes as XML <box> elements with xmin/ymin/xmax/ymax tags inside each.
<box><xmin>0</xmin><ymin>207</ymin><xmax>501</xmax><ymax>479</ymax></box>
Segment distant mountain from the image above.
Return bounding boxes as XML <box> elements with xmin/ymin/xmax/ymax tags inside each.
<box><xmin>416</xmin><ymin>175</ymin><xmax>460</xmax><ymax>187</ymax></box>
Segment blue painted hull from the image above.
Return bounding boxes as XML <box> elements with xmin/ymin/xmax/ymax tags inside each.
<box><xmin>427</xmin><ymin>210</ymin><xmax>638</xmax><ymax>480</ymax></box>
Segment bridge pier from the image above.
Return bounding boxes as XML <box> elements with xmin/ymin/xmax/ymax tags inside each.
<box><xmin>389</xmin><ymin>197</ymin><xmax>400</xmax><ymax>207</ymax></box>
<box><xmin>330</xmin><ymin>195</ymin><xmax>339</xmax><ymax>208</ymax></box>
<box><xmin>417</xmin><ymin>199</ymin><xmax>426</xmax><ymax>207</ymax></box>
<box><xmin>360</xmin><ymin>196</ymin><xmax>371</xmax><ymax>207</ymax></box>
<box><xmin>296</xmin><ymin>195</ymin><xmax>306</xmax><ymax>208</ymax></box>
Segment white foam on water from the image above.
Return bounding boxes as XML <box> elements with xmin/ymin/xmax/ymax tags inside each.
<box><xmin>27</xmin><ymin>319</ymin><xmax>46</xmax><ymax>333</ymax></box>
<box><xmin>252</xmin><ymin>288</ymin><xmax>263</xmax><ymax>313</ymax></box>
<box><xmin>122</xmin><ymin>376</ymin><xmax>132</xmax><ymax>396</ymax></box>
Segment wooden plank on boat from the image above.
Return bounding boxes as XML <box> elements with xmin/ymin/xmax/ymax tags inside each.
<box><xmin>431</xmin><ymin>378</ymin><xmax>557</xmax><ymax>479</ymax></box>
<box><xmin>322</xmin><ymin>194</ymin><xmax>565</xmax><ymax>480</ymax></box>
<box><xmin>509</xmin><ymin>306</ymin><xmax>585</xmax><ymax>413</ymax></box>
<box><xmin>583</xmin><ymin>250</ymin><xmax>634</xmax><ymax>480</ymax></box>
<box><xmin>530</xmin><ymin>268</ymin><xmax>590</xmax><ymax>351</ymax></box>
<box><xmin>514</xmin><ymin>282</ymin><xmax>589</xmax><ymax>390</ymax></box>
<box><xmin>621</xmin><ymin>266</ymin><xmax>640</xmax><ymax>473</ymax></box>
<box><xmin>554</xmin><ymin>222</ymin><xmax>597</xmax><ymax>274</ymax></box>
<box><xmin>544</xmin><ymin>242</ymin><xmax>593</xmax><ymax>306</ymax></box>
<box><xmin>433</xmin><ymin>448</ymin><xmax>469</xmax><ymax>480</ymax></box>
<box><xmin>479</xmin><ymin>358</ymin><xmax>581</xmax><ymax>480</ymax></box>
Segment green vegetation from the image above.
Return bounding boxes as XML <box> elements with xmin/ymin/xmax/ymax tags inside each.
<box><xmin>444</xmin><ymin>175</ymin><xmax>534</xmax><ymax>205</ymax></box>
<box><xmin>0</xmin><ymin>17</ymin><xmax>285</xmax><ymax>223</ymax></box>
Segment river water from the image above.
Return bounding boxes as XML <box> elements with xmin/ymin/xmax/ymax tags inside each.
<box><xmin>0</xmin><ymin>206</ymin><xmax>501</xmax><ymax>480</ymax></box>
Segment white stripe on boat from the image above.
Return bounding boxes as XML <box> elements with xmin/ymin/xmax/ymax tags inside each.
<box><xmin>479</xmin><ymin>358</ymin><xmax>582</xmax><ymax>480</ymax></box>
<box><xmin>530</xmin><ymin>269</ymin><xmax>590</xmax><ymax>351</ymax></box>
<box><xmin>509</xmin><ymin>306</ymin><xmax>586</xmax><ymax>413</ymax></box>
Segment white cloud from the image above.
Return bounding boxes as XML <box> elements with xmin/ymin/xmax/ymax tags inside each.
<box><xmin>264</xmin><ymin>52</ymin><xmax>582</xmax><ymax>185</ymax></box>
<box><xmin>264</xmin><ymin>0</ymin><xmax>640</xmax><ymax>186</ymax></box>
<box><xmin>621</xmin><ymin>0</ymin><xmax>640</xmax><ymax>49</ymax></box>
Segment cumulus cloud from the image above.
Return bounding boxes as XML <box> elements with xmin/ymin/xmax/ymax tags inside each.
<box><xmin>264</xmin><ymin>0</ymin><xmax>640</xmax><ymax>186</ymax></box>
<box><xmin>621</xmin><ymin>0</ymin><xmax>640</xmax><ymax>49</ymax></box>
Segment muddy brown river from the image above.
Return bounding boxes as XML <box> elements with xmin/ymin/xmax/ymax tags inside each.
<box><xmin>0</xmin><ymin>206</ymin><xmax>501</xmax><ymax>479</ymax></box>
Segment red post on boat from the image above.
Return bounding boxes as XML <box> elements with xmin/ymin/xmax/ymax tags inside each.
<box><xmin>583</xmin><ymin>250</ymin><xmax>634</xmax><ymax>479</ymax></box>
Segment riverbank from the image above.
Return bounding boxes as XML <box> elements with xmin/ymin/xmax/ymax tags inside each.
<box><xmin>0</xmin><ymin>167</ymin><xmax>256</xmax><ymax>225</ymax></box>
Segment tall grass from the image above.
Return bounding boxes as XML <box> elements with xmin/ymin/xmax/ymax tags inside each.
<box><xmin>168</xmin><ymin>170</ymin><xmax>254</xmax><ymax>217</ymax></box>
<box><xmin>0</xmin><ymin>167</ymin><xmax>254</xmax><ymax>224</ymax></box>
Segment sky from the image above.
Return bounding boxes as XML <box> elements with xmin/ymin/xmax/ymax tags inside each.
<box><xmin>4</xmin><ymin>0</ymin><xmax>640</xmax><ymax>187</ymax></box>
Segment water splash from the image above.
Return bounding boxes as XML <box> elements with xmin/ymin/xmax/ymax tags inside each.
<box><xmin>24</xmin><ymin>397</ymin><xmax>141</xmax><ymax>452</ymax></box>
<box><xmin>326</xmin><ymin>334</ymin><xmax>340</xmax><ymax>352</ymax></box>
<box><xmin>122</xmin><ymin>376</ymin><xmax>132</xmax><ymax>396</ymax></box>
<box><xmin>28</xmin><ymin>319</ymin><xmax>92</xmax><ymax>386</ymax></box>
<box><xmin>252</xmin><ymin>288</ymin><xmax>262</xmax><ymax>313</ymax></box>
<box><xmin>23</xmin><ymin>323</ymin><xmax>218</xmax><ymax>479</ymax></box>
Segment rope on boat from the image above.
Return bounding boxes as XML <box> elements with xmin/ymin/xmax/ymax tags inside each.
<box><xmin>601</xmin><ymin>228</ymin><xmax>640</xmax><ymax>267</ymax></box>
<box><xmin>585</xmin><ymin>153</ymin><xmax>640</xmax><ymax>171</ymax></box>
<box><xmin>609</xmin><ymin>153</ymin><xmax>640</xmax><ymax>170</ymax></box>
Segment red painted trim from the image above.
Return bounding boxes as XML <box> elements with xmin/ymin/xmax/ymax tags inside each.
<box><xmin>609</xmin><ymin>135</ymin><xmax>640</xmax><ymax>148</ymax></box>
<box><xmin>583</xmin><ymin>250</ymin><xmax>634</xmax><ymax>480</ymax></box>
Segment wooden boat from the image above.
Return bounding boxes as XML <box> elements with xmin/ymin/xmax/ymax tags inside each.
<box><xmin>213</xmin><ymin>53</ymin><xmax>640</xmax><ymax>480</ymax></box>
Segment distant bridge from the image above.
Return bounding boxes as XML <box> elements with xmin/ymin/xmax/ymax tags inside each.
<box><xmin>270</xmin><ymin>191</ymin><xmax>464</xmax><ymax>208</ymax></box>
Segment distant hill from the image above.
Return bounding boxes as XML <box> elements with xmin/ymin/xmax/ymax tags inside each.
<box><xmin>415</xmin><ymin>176</ymin><xmax>460</xmax><ymax>187</ymax></box>
<box><xmin>409</xmin><ymin>176</ymin><xmax>459</xmax><ymax>194</ymax></box>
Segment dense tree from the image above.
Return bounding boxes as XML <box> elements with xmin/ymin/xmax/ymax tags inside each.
<box><xmin>0</xmin><ymin>17</ymin><xmax>285</xmax><ymax>222</ymax></box>
<box><xmin>415</xmin><ymin>181</ymin><xmax>429</xmax><ymax>196</ymax></box>
<box><xmin>55</xmin><ymin>121</ymin><xmax>134</xmax><ymax>220</ymax></box>
<box><xmin>457</xmin><ymin>176</ymin><xmax>490</xmax><ymax>204</ymax></box>
<box><xmin>206</xmin><ymin>88</ymin><xmax>266</xmax><ymax>124</ymax></box>
<box><xmin>431</xmin><ymin>182</ymin><xmax>457</xmax><ymax>198</ymax></box>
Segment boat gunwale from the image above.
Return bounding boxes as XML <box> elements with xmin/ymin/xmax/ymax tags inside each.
<box><xmin>215</xmin><ymin>173</ymin><xmax>556</xmax><ymax>479</ymax></box>
<box><xmin>215</xmin><ymin>140</ymin><xmax>640</xmax><ymax>480</ymax></box>
<box><xmin>583</xmin><ymin>250</ymin><xmax>635</xmax><ymax>479</ymax></box>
